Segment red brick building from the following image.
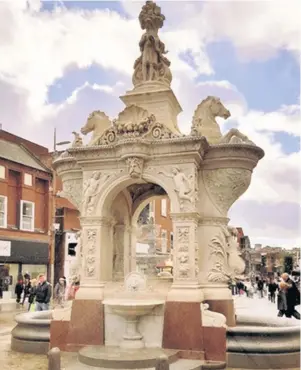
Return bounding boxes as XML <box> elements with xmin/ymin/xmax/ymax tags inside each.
<box><xmin>0</xmin><ymin>129</ymin><xmax>80</xmax><ymax>297</ymax></box>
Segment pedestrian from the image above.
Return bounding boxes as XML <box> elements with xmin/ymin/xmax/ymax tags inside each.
<box><xmin>21</xmin><ymin>278</ymin><xmax>31</xmax><ymax>306</ymax></box>
<box><xmin>268</xmin><ymin>278</ymin><xmax>278</xmax><ymax>303</ymax></box>
<box><xmin>15</xmin><ymin>279</ymin><xmax>24</xmax><ymax>304</ymax></box>
<box><xmin>54</xmin><ymin>278</ymin><xmax>66</xmax><ymax>308</ymax></box>
<box><xmin>281</xmin><ymin>273</ymin><xmax>300</xmax><ymax>319</ymax></box>
<box><xmin>257</xmin><ymin>278</ymin><xmax>264</xmax><ymax>298</ymax></box>
<box><xmin>244</xmin><ymin>279</ymin><xmax>252</xmax><ymax>298</ymax></box>
<box><xmin>35</xmin><ymin>273</ymin><xmax>52</xmax><ymax>311</ymax></box>
<box><xmin>28</xmin><ymin>279</ymin><xmax>37</xmax><ymax>311</ymax></box>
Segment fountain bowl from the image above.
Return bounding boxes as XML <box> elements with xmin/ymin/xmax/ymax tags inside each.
<box><xmin>103</xmin><ymin>299</ymin><xmax>165</xmax><ymax>318</ymax></box>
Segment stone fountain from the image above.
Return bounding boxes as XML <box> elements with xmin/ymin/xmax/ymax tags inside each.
<box><xmin>48</xmin><ymin>1</ymin><xmax>281</xmax><ymax>369</ymax></box>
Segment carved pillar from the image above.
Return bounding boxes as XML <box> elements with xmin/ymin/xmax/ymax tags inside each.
<box><xmin>127</xmin><ymin>225</ymin><xmax>137</xmax><ymax>273</ymax></box>
<box><xmin>113</xmin><ymin>224</ymin><xmax>126</xmax><ymax>281</ymax></box>
<box><xmin>167</xmin><ymin>213</ymin><xmax>203</xmax><ymax>302</ymax></box>
<box><xmin>76</xmin><ymin>216</ymin><xmax>114</xmax><ymax>300</ymax></box>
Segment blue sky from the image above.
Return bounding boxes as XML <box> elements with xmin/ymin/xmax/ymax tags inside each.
<box><xmin>0</xmin><ymin>0</ymin><xmax>299</xmax><ymax>247</ymax></box>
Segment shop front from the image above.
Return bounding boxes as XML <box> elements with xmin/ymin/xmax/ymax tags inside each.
<box><xmin>0</xmin><ymin>238</ymin><xmax>49</xmax><ymax>299</ymax></box>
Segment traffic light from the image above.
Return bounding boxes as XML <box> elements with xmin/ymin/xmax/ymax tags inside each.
<box><xmin>68</xmin><ymin>242</ymin><xmax>77</xmax><ymax>256</ymax></box>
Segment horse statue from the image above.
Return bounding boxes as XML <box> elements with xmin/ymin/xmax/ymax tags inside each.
<box><xmin>191</xmin><ymin>96</ymin><xmax>231</xmax><ymax>144</ymax></box>
<box><xmin>219</xmin><ymin>128</ymin><xmax>255</xmax><ymax>145</ymax></box>
<box><xmin>80</xmin><ymin>111</ymin><xmax>112</xmax><ymax>146</ymax></box>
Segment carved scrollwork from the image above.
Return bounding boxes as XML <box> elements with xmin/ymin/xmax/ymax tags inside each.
<box><xmin>203</xmin><ymin>168</ymin><xmax>252</xmax><ymax>215</ymax></box>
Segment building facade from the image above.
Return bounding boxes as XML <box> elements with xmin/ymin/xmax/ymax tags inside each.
<box><xmin>0</xmin><ymin>129</ymin><xmax>80</xmax><ymax>297</ymax></box>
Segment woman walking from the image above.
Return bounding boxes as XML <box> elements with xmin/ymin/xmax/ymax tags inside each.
<box><xmin>54</xmin><ymin>278</ymin><xmax>66</xmax><ymax>308</ymax></box>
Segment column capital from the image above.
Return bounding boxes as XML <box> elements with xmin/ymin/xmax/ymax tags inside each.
<box><xmin>170</xmin><ymin>212</ymin><xmax>201</xmax><ymax>222</ymax></box>
<box><xmin>198</xmin><ymin>217</ymin><xmax>229</xmax><ymax>226</ymax></box>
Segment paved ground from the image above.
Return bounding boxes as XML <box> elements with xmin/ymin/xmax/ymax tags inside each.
<box><xmin>0</xmin><ymin>295</ymin><xmax>299</xmax><ymax>370</ymax></box>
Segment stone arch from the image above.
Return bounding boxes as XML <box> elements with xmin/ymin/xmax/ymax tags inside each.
<box><xmin>95</xmin><ymin>172</ymin><xmax>180</xmax><ymax>218</ymax></box>
<box><xmin>131</xmin><ymin>194</ymin><xmax>167</xmax><ymax>227</ymax></box>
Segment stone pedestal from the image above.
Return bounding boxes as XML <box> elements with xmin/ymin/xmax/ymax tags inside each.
<box><xmin>120</xmin><ymin>83</ymin><xmax>182</xmax><ymax>135</ymax></box>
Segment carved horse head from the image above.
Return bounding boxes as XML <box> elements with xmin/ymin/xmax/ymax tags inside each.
<box><xmin>81</xmin><ymin>111</ymin><xmax>111</xmax><ymax>136</ymax></box>
<box><xmin>194</xmin><ymin>96</ymin><xmax>231</xmax><ymax>122</ymax></box>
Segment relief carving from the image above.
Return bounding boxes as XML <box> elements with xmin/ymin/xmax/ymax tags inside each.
<box><xmin>85</xmin><ymin>229</ymin><xmax>97</xmax><ymax>277</ymax></box>
<box><xmin>175</xmin><ymin>226</ymin><xmax>191</xmax><ymax>279</ymax></box>
<box><xmin>207</xmin><ymin>225</ymin><xmax>245</xmax><ymax>283</ymax></box>
<box><xmin>191</xmin><ymin>96</ymin><xmax>230</xmax><ymax>144</ymax></box>
<box><xmin>203</xmin><ymin>168</ymin><xmax>252</xmax><ymax>215</ymax></box>
<box><xmin>57</xmin><ymin>178</ymin><xmax>82</xmax><ymax>210</ymax></box>
<box><xmin>159</xmin><ymin>167</ymin><xmax>196</xmax><ymax>210</ymax></box>
<box><xmin>126</xmin><ymin>157</ymin><xmax>144</xmax><ymax>178</ymax></box>
<box><xmin>82</xmin><ymin>171</ymin><xmax>110</xmax><ymax>216</ymax></box>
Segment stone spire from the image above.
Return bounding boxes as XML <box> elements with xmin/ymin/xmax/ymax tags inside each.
<box><xmin>132</xmin><ymin>1</ymin><xmax>172</xmax><ymax>88</ymax></box>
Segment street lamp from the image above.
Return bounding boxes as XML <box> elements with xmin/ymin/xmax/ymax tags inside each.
<box><xmin>50</xmin><ymin>128</ymin><xmax>71</xmax><ymax>288</ymax></box>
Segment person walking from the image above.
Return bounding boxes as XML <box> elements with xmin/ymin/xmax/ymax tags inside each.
<box><xmin>35</xmin><ymin>274</ymin><xmax>52</xmax><ymax>311</ymax></box>
<box><xmin>54</xmin><ymin>278</ymin><xmax>66</xmax><ymax>308</ymax></box>
<box><xmin>281</xmin><ymin>273</ymin><xmax>300</xmax><ymax>319</ymax></box>
<box><xmin>21</xmin><ymin>277</ymin><xmax>31</xmax><ymax>306</ymax></box>
<box><xmin>28</xmin><ymin>279</ymin><xmax>37</xmax><ymax>311</ymax></box>
<box><xmin>15</xmin><ymin>279</ymin><xmax>24</xmax><ymax>304</ymax></box>
<box><xmin>268</xmin><ymin>278</ymin><xmax>278</xmax><ymax>303</ymax></box>
<box><xmin>257</xmin><ymin>278</ymin><xmax>264</xmax><ymax>298</ymax></box>
<box><xmin>277</xmin><ymin>281</ymin><xmax>289</xmax><ymax>317</ymax></box>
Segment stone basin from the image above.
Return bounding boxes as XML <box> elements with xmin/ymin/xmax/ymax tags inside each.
<box><xmin>103</xmin><ymin>299</ymin><xmax>165</xmax><ymax>349</ymax></box>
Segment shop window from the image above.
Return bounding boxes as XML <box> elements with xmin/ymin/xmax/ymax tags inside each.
<box><xmin>24</xmin><ymin>173</ymin><xmax>33</xmax><ymax>186</ymax></box>
<box><xmin>0</xmin><ymin>195</ymin><xmax>7</xmax><ymax>228</ymax></box>
<box><xmin>161</xmin><ymin>199</ymin><xmax>167</xmax><ymax>217</ymax></box>
<box><xmin>20</xmin><ymin>200</ymin><xmax>35</xmax><ymax>231</ymax></box>
<box><xmin>0</xmin><ymin>165</ymin><xmax>5</xmax><ymax>179</ymax></box>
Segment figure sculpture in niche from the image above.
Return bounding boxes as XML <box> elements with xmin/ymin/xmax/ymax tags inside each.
<box><xmin>159</xmin><ymin>167</ymin><xmax>194</xmax><ymax>209</ymax></box>
<box><xmin>82</xmin><ymin>171</ymin><xmax>109</xmax><ymax>215</ymax></box>
<box><xmin>133</xmin><ymin>0</ymin><xmax>172</xmax><ymax>86</ymax></box>
<box><xmin>71</xmin><ymin>131</ymin><xmax>83</xmax><ymax>147</ymax></box>
<box><xmin>81</xmin><ymin>111</ymin><xmax>112</xmax><ymax>146</ymax></box>
<box><xmin>191</xmin><ymin>96</ymin><xmax>231</xmax><ymax>144</ymax></box>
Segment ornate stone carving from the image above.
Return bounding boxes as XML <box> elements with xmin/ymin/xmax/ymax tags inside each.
<box><xmin>132</xmin><ymin>1</ymin><xmax>172</xmax><ymax>87</ymax></box>
<box><xmin>85</xmin><ymin>229</ymin><xmax>97</xmax><ymax>277</ymax></box>
<box><xmin>194</xmin><ymin>225</ymin><xmax>199</xmax><ymax>279</ymax></box>
<box><xmin>191</xmin><ymin>96</ymin><xmax>230</xmax><ymax>144</ymax></box>
<box><xmin>126</xmin><ymin>157</ymin><xmax>144</xmax><ymax>178</ymax></box>
<box><xmin>124</xmin><ymin>271</ymin><xmax>147</xmax><ymax>292</ymax></box>
<box><xmin>71</xmin><ymin>131</ymin><xmax>83</xmax><ymax>148</ymax></box>
<box><xmin>159</xmin><ymin>167</ymin><xmax>195</xmax><ymax>209</ymax></box>
<box><xmin>175</xmin><ymin>226</ymin><xmax>190</xmax><ymax>278</ymax></box>
<box><xmin>81</xmin><ymin>110</ymin><xmax>112</xmax><ymax>146</ymax></box>
<box><xmin>219</xmin><ymin>128</ymin><xmax>255</xmax><ymax>145</ymax></box>
<box><xmin>201</xmin><ymin>303</ymin><xmax>227</xmax><ymax>328</ymax></box>
<box><xmin>94</xmin><ymin>105</ymin><xmax>180</xmax><ymax>145</ymax></box>
<box><xmin>203</xmin><ymin>168</ymin><xmax>252</xmax><ymax>215</ymax></box>
<box><xmin>207</xmin><ymin>226</ymin><xmax>245</xmax><ymax>283</ymax></box>
<box><xmin>57</xmin><ymin>178</ymin><xmax>82</xmax><ymax>210</ymax></box>
<box><xmin>82</xmin><ymin>171</ymin><xmax>111</xmax><ymax>216</ymax></box>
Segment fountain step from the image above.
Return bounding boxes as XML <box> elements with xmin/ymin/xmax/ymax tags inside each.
<box><xmin>65</xmin><ymin>357</ymin><xmax>226</xmax><ymax>370</ymax></box>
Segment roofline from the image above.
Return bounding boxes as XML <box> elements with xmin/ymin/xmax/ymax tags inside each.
<box><xmin>19</xmin><ymin>144</ymin><xmax>52</xmax><ymax>174</ymax></box>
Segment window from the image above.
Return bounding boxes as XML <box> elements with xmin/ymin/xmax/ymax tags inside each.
<box><xmin>24</xmin><ymin>173</ymin><xmax>33</xmax><ymax>186</ymax></box>
<box><xmin>161</xmin><ymin>199</ymin><xmax>167</xmax><ymax>217</ymax></box>
<box><xmin>170</xmin><ymin>232</ymin><xmax>174</xmax><ymax>249</ymax></box>
<box><xmin>0</xmin><ymin>165</ymin><xmax>5</xmax><ymax>179</ymax></box>
<box><xmin>20</xmin><ymin>200</ymin><xmax>35</xmax><ymax>231</ymax></box>
<box><xmin>0</xmin><ymin>196</ymin><xmax>7</xmax><ymax>228</ymax></box>
<box><xmin>161</xmin><ymin>229</ymin><xmax>167</xmax><ymax>253</ymax></box>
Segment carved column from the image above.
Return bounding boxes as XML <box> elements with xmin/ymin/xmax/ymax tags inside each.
<box><xmin>127</xmin><ymin>225</ymin><xmax>137</xmax><ymax>273</ymax></box>
<box><xmin>76</xmin><ymin>216</ymin><xmax>114</xmax><ymax>300</ymax></box>
<box><xmin>113</xmin><ymin>224</ymin><xmax>126</xmax><ymax>281</ymax></box>
<box><xmin>167</xmin><ymin>213</ymin><xmax>203</xmax><ymax>302</ymax></box>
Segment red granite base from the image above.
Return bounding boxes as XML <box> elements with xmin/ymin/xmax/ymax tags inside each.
<box><xmin>203</xmin><ymin>327</ymin><xmax>226</xmax><ymax>361</ymax></box>
<box><xmin>65</xmin><ymin>299</ymin><xmax>104</xmax><ymax>350</ymax></box>
<box><xmin>50</xmin><ymin>321</ymin><xmax>69</xmax><ymax>351</ymax></box>
<box><xmin>205</xmin><ymin>299</ymin><xmax>236</xmax><ymax>327</ymax></box>
<box><xmin>162</xmin><ymin>301</ymin><xmax>204</xmax><ymax>351</ymax></box>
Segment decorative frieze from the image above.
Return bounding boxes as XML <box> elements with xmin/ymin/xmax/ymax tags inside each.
<box><xmin>84</xmin><ymin>229</ymin><xmax>97</xmax><ymax>278</ymax></box>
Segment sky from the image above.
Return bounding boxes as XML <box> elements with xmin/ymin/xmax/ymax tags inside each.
<box><xmin>0</xmin><ymin>0</ymin><xmax>300</xmax><ymax>249</ymax></box>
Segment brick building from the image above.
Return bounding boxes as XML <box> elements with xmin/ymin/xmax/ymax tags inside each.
<box><xmin>0</xmin><ymin>129</ymin><xmax>80</xmax><ymax>297</ymax></box>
